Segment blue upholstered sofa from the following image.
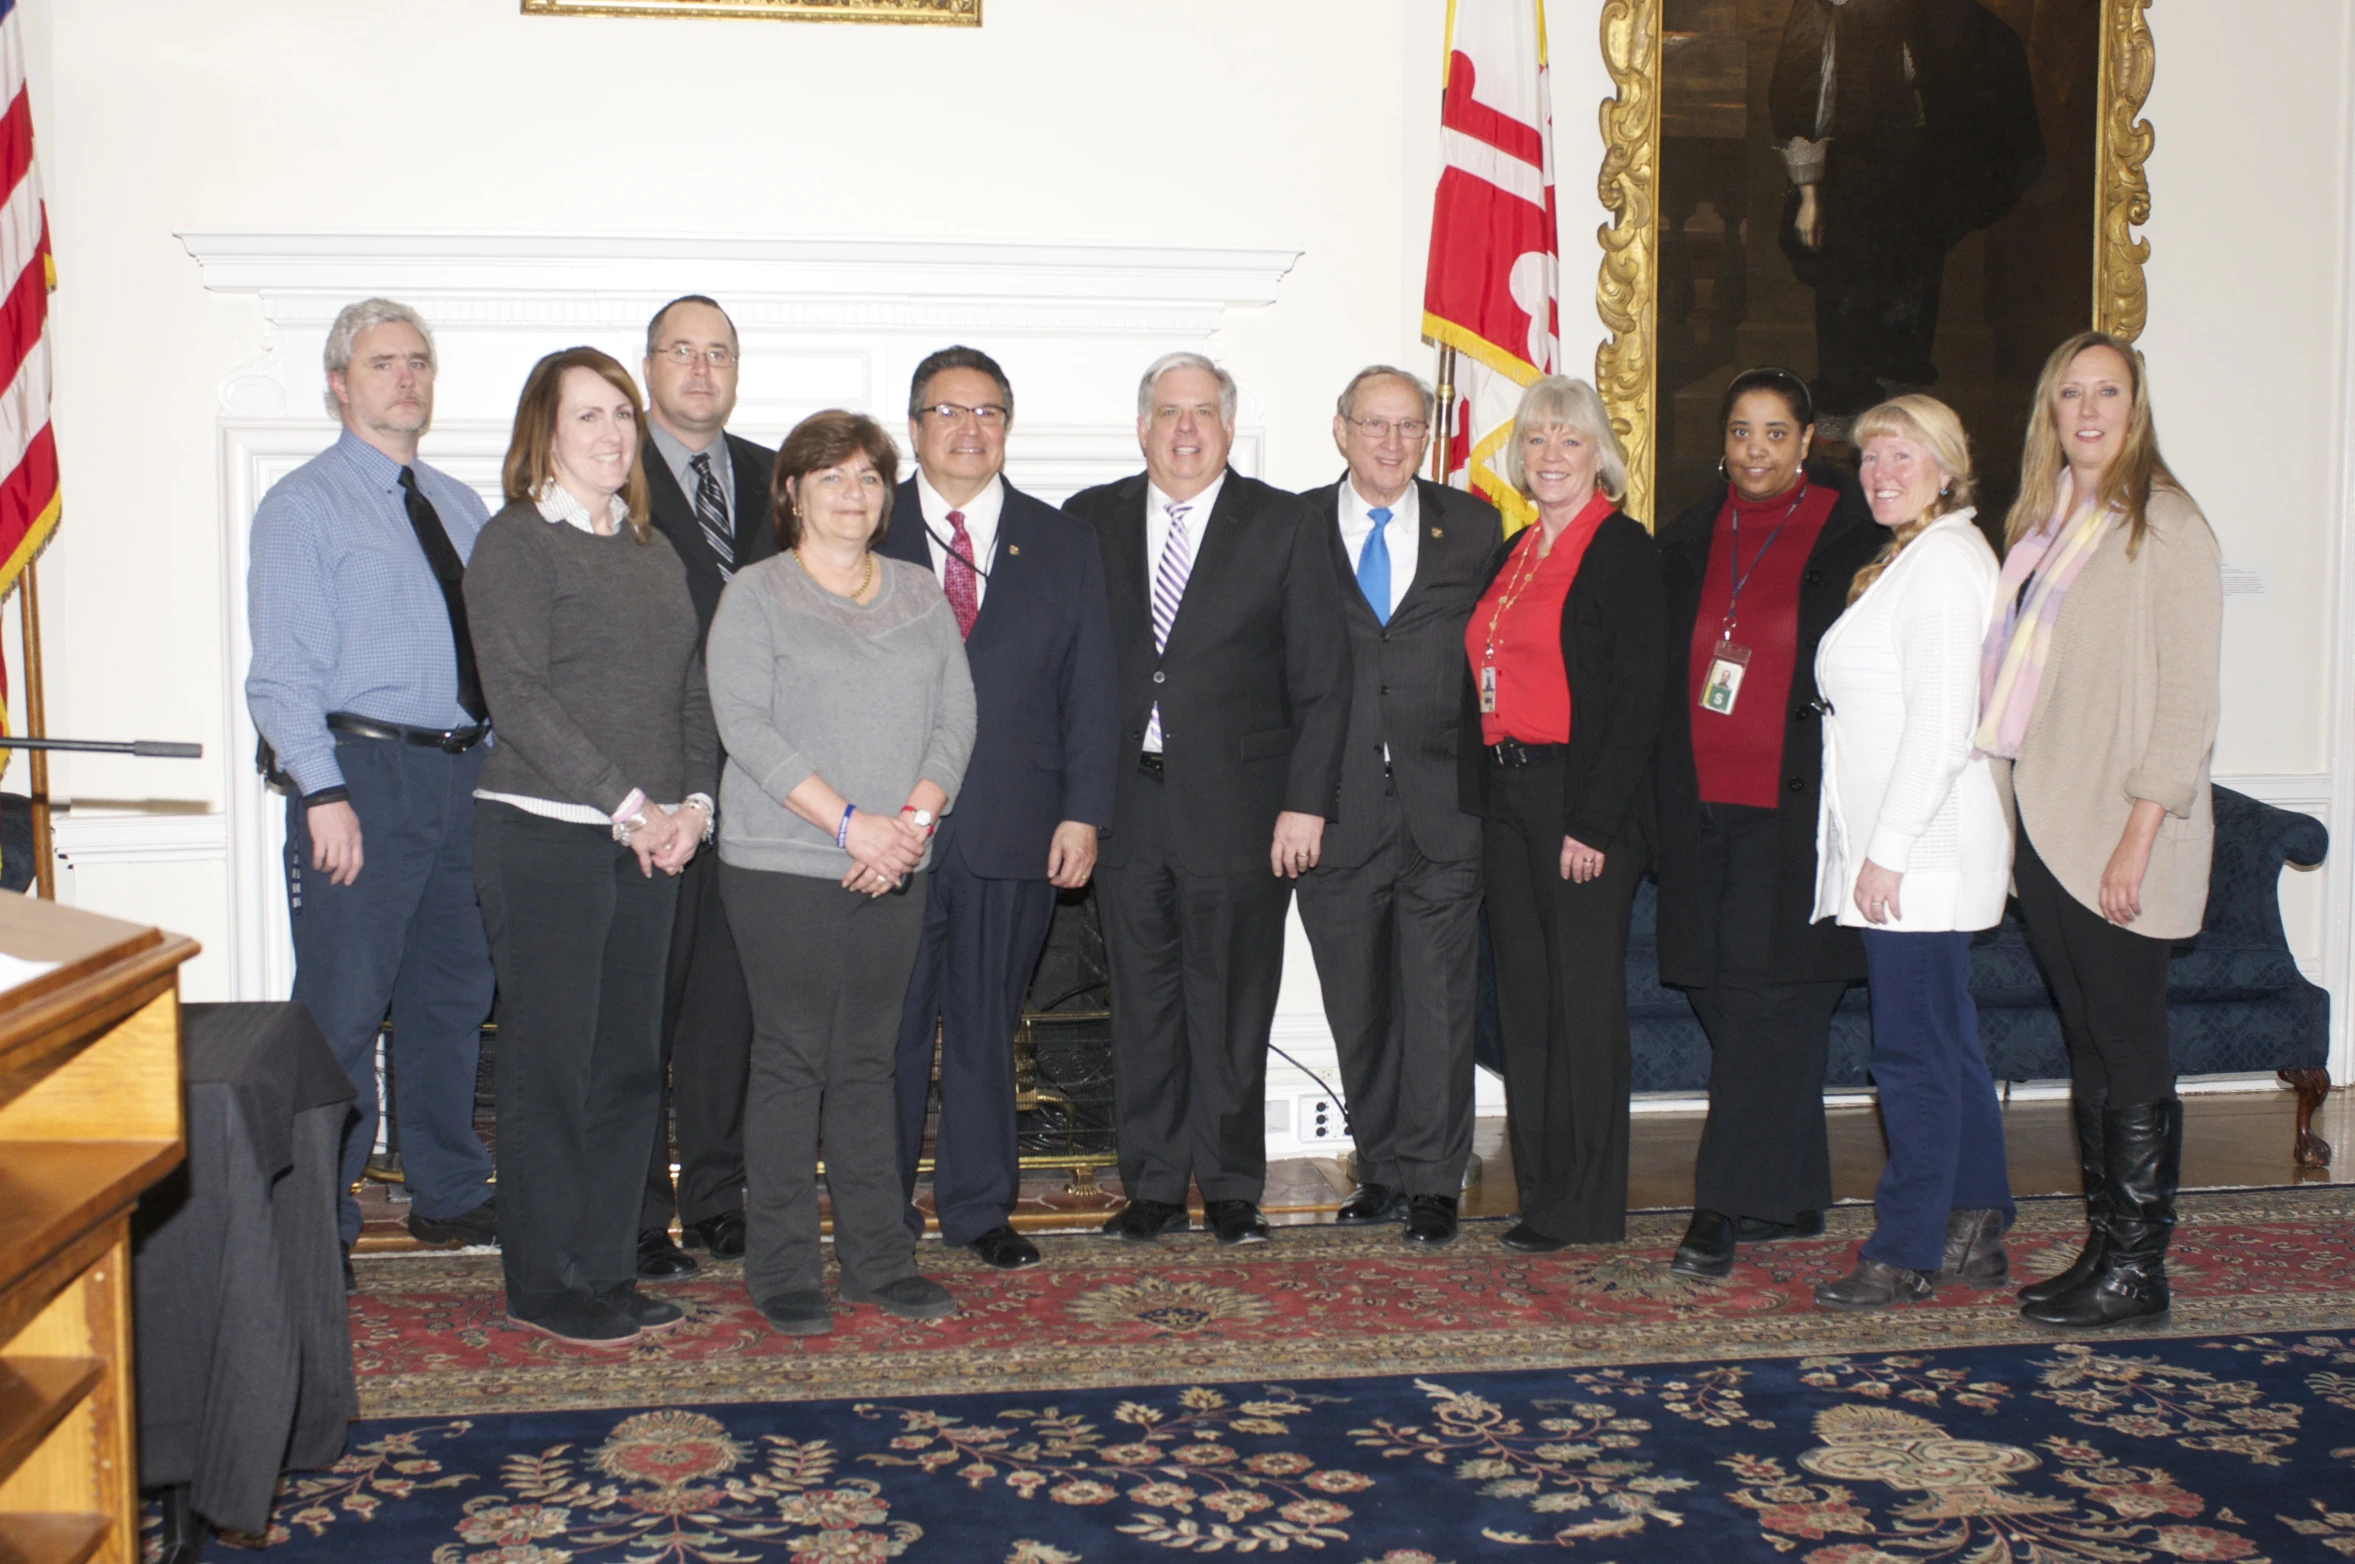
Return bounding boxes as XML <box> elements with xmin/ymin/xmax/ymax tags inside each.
<box><xmin>1608</xmin><ymin>785</ymin><xmax>2334</xmax><ymax>1163</ymax></box>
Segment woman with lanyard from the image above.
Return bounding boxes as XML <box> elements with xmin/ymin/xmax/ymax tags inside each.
<box><xmin>1458</xmin><ymin>375</ymin><xmax>1662</xmax><ymax>1252</ymax></box>
<box><xmin>1654</xmin><ymin>367</ymin><xmax>1883</xmax><ymax>1280</ymax></box>
<box><xmin>1982</xmin><ymin>332</ymin><xmax>2219</xmax><ymax>1331</ymax></box>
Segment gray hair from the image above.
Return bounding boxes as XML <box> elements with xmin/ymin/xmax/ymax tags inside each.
<box><xmin>1136</xmin><ymin>351</ymin><xmax>1237</xmax><ymax>425</ymax></box>
<box><xmin>323</xmin><ymin>298</ymin><xmax>436</xmax><ymax>418</ymax></box>
<box><xmin>1336</xmin><ymin>365</ymin><xmax>1436</xmax><ymax>423</ymax></box>
<box><xmin>1503</xmin><ymin>375</ymin><xmax>1628</xmax><ymax>503</ymax></box>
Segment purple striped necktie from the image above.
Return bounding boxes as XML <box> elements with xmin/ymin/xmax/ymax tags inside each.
<box><xmin>1145</xmin><ymin>502</ymin><xmax>1193</xmax><ymax>751</ymax></box>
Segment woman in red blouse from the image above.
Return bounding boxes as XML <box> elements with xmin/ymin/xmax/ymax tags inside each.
<box><xmin>1458</xmin><ymin>376</ymin><xmax>1663</xmax><ymax>1250</ymax></box>
<box><xmin>1651</xmin><ymin>368</ymin><xmax>1884</xmax><ymax>1280</ymax></box>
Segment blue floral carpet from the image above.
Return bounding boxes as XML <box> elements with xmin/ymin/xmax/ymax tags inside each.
<box><xmin>209</xmin><ymin>1329</ymin><xmax>2355</xmax><ymax>1561</ymax></box>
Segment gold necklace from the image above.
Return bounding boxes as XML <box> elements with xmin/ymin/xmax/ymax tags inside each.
<box><xmin>1480</xmin><ymin>525</ymin><xmax>1551</xmax><ymax>666</ymax></box>
<box><xmin>793</xmin><ymin>547</ymin><xmax>875</xmax><ymax>602</ymax></box>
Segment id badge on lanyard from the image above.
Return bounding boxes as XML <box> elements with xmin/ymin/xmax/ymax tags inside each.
<box><xmin>1479</xmin><ymin>664</ymin><xmax>1498</xmax><ymax>714</ymax></box>
<box><xmin>1700</xmin><ymin>636</ymin><xmax>1752</xmax><ymax>716</ymax></box>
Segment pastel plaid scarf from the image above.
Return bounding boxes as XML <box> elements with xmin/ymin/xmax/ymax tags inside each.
<box><xmin>1975</xmin><ymin>473</ymin><xmax>2116</xmax><ymax>758</ymax></box>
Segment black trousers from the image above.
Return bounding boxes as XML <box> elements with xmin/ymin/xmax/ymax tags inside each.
<box><xmin>641</xmin><ymin>847</ymin><xmax>754</xmax><ymax>1231</ymax></box>
<box><xmin>892</xmin><ymin>836</ymin><xmax>1057</xmax><ymax>1244</ymax></box>
<box><xmin>2014</xmin><ymin>824</ymin><xmax>2176</xmax><ymax>1106</ymax></box>
<box><xmin>1482</xmin><ymin>759</ymin><xmax>1638</xmax><ymax>1243</ymax></box>
<box><xmin>724</xmin><ymin>864</ymin><xmax>928</xmax><ymax>1301</ymax></box>
<box><xmin>1099</xmin><ymin>765</ymin><xmax>1292</xmax><ymax>1206</ymax></box>
<box><xmin>285</xmin><ymin>735</ymin><xmax>496</xmax><ymax>1244</ymax></box>
<box><xmin>1296</xmin><ymin>778</ymin><xmax>1480</xmax><ymax>1197</ymax></box>
<box><xmin>473</xmin><ymin>803</ymin><xmax>677</xmax><ymax>1312</ymax></box>
<box><xmin>1685</xmin><ymin>802</ymin><xmax>1847</xmax><ymax>1224</ymax></box>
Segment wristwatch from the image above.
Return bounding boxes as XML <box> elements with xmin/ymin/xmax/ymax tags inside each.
<box><xmin>903</xmin><ymin>806</ymin><xmax>937</xmax><ymax>835</ymax></box>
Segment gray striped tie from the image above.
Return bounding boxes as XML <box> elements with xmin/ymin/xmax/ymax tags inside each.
<box><xmin>1145</xmin><ymin>502</ymin><xmax>1192</xmax><ymax>750</ymax></box>
<box><xmin>691</xmin><ymin>452</ymin><xmax>734</xmax><ymax>580</ymax></box>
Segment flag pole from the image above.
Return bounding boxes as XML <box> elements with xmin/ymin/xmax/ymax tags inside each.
<box><xmin>1431</xmin><ymin>344</ymin><xmax>1457</xmax><ymax>483</ymax></box>
<box><xmin>21</xmin><ymin>557</ymin><xmax>51</xmax><ymax>899</ymax></box>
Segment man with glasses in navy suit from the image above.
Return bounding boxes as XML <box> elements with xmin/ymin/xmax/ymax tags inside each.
<box><xmin>878</xmin><ymin>345</ymin><xmax>1119</xmax><ymax>1269</ymax></box>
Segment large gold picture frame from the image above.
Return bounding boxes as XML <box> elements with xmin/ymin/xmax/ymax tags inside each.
<box><xmin>522</xmin><ymin>0</ymin><xmax>977</xmax><ymax>23</ymax></box>
<box><xmin>1593</xmin><ymin>0</ymin><xmax>2154</xmax><ymax>525</ymax></box>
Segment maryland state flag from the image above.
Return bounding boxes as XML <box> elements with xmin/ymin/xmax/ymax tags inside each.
<box><xmin>0</xmin><ymin>0</ymin><xmax>53</xmax><ymax>775</ymax></box>
<box><xmin>1422</xmin><ymin>0</ymin><xmax>1559</xmax><ymax>533</ymax></box>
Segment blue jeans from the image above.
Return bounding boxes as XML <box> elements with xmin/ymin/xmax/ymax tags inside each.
<box><xmin>287</xmin><ymin>736</ymin><xmax>496</xmax><ymax>1244</ymax></box>
<box><xmin>1858</xmin><ymin>928</ymin><xmax>2015</xmax><ymax>1272</ymax></box>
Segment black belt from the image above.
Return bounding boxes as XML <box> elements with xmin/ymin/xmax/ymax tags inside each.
<box><xmin>1487</xmin><ymin>739</ymin><xmax>1568</xmax><ymax>768</ymax></box>
<box><xmin>327</xmin><ymin>712</ymin><xmax>488</xmax><ymax>754</ymax></box>
<box><xmin>1138</xmin><ymin>751</ymin><xmax>1166</xmax><ymax>779</ymax></box>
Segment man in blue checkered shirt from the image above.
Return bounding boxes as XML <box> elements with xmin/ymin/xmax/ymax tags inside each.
<box><xmin>246</xmin><ymin>298</ymin><xmax>499</xmax><ymax>1266</ymax></box>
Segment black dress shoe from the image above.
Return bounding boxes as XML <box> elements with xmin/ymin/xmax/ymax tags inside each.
<box><xmin>1499</xmin><ymin>1221</ymin><xmax>1568</xmax><ymax>1253</ymax></box>
<box><xmin>637</xmin><ymin>1227</ymin><xmax>700</xmax><ymax>1280</ymax></box>
<box><xmin>1403</xmin><ymin>1194</ymin><xmax>1459</xmax><ymax>1246</ymax></box>
<box><xmin>683</xmin><ymin>1211</ymin><xmax>747</xmax><ymax>1260</ymax></box>
<box><xmin>1730</xmin><ymin>1209</ymin><xmax>1825</xmax><ymax>1243</ymax></box>
<box><xmin>1335</xmin><ymin>1183</ymin><xmax>1405</xmax><ymax>1224</ymax></box>
<box><xmin>408</xmin><ymin>1195</ymin><xmax>498</xmax><ymax>1247</ymax></box>
<box><xmin>598</xmin><ymin>1284</ymin><xmax>686</xmax><ymax>1332</ymax></box>
<box><xmin>967</xmin><ymin>1225</ymin><xmax>1042</xmax><ymax>1269</ymax></box>
<box><xmin>1102</xmin><ymin>1198</ymin><xmax>1191</xmax><ymax>1241</ymax></box>
<box><xmin>842</xmin><ymin>1275</ymin><xmax>958</xmax><ymax>1320</ymax></box>
<box><xmin>1671</xmin><ymin>1209</ymin><xmax>1736</xmax><ymax>1278</ymax></box>
<box><xmin>758</xmin><ymin>1289</ymin><xmax>834</xmax><ymax>1336</ymax></box>
<box><xmin>1205</xmin><ymin>1199</ymin><xmax>1272</xmax><ymax>1245</ymax></box>
<box><xmin>506</xmin><ymin>1293</ymin><xmax>637</xmax><ymax>1346</ymax></box>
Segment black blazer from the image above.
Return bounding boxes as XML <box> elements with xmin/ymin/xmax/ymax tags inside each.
<box><xmin>1652</xmin><ymin>459</ymin><xmax>1882</xmax><ymax>987</ymax></box>
<box><xmin>1303</xmin><ymin>475</ymin><xmax>1501</xmax><ymax>870</ymax></box>
<box><xmin>1457</xmin><ymin>509</ymin><xmax>1665</xmax><ymax>856</ymax></box>
<box><xmin>644</xmin><ymin>431</ymin><xmax>778</xmax><ymax>640</ymax></box>
<box><xmin>877</xmin><ymin>476</ymin><xmax>1120</xmax><ymax>881</ymax></box>
<box><xmin>1066</xmin><ymin>469</ymin><xmax>1353</xmax><ymax>877</ymax></box>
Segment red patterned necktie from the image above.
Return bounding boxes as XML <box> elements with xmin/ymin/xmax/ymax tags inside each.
<box><xmin>943</xmin><ymin>509</ymin><xmax>979</xmax><ymax>639</ymax></box>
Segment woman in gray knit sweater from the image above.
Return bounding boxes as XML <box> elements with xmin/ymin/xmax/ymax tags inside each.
<box><xmin>707</xmin><ymin>409</ymin><xmax>975</xmax><ymax>1335</ymax></box>
<box><xmin>465</xmin><ymin>347</ymin><xmax>718</xmax><ymax>1347</ymax></box>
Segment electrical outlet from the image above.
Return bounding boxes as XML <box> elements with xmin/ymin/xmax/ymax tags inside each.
<box><xmin>1297</xmin><ymin>1093</ymin><xmax>1341</xmax><ymax>1141</ymax></box>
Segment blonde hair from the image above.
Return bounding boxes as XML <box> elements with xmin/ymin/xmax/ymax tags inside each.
<box><xmin>1847</xmin><ymin>395</ymin><xmax>1974</xmax><ymax>604</ymax></box>
<box><xmin>1504</xmin><ymin>376</ymin><xmax>1627</xmax><ymax>503</ymax></box>
<box><xmin>2006</xmin><ymin>330</ymin><xmax>2179</xmax><ymax>561</ymax></box>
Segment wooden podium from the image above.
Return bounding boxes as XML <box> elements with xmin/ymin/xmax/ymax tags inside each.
<box><xmin>0</xmin><ymin>897</ymin><xmax>195</xmax><ymax>1564</ymax></box>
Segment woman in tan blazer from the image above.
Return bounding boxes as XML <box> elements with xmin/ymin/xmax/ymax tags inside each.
<box><xmin>1977</xmin><ymin>330</ymin><xmax>2221</xmax><ymax>1331</ymax></box>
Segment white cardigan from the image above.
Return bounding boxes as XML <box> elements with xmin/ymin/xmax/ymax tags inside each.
<box><xmin>1811</xmin><ymin>511</ymin><xmax>2012</xmax><ymax>932</ymax></box>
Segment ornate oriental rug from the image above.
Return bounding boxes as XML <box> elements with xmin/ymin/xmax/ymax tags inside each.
<box><xmin>208</xmin><ymin>1188</ymin><xmax>2355</xmax><ymax>1560</ymax></box>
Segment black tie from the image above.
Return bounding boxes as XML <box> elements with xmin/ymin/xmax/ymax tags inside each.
<box><xmin>691</xmin><ymin>452</ymin><xmax>734</xmax><ymax>579</ymax></box>
<box><xmin>399</xmin><ymin>466</ymin><xmax>486</xmax><ymax>725</ymax></box>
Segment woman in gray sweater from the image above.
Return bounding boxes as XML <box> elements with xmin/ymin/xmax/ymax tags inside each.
<box><xmin>707</xmin><ymin>409</ymin><xmax>975</xmax><ymax>1335</ymax></box>
<box><xmin>466</xmin><ymin>347</ymin><xmax>718</xmax><ymax>1347</ymax></box>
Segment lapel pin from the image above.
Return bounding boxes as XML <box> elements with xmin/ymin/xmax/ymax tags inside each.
<box><xmin>1430</xmin><ymin>527</ymin><xmax>1443</xmax><ymax>538</ymax></box>
<box><xmin>1007</xmin><ymin>544</ymin><xmax>1020</xmax><ymax>555</ymax></box>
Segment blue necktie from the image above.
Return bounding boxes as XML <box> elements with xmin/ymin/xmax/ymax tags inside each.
<box><xmin>1357</xmin><ymin>506</ymin><xmax>1393</xmax><ymax>625</ymax></box>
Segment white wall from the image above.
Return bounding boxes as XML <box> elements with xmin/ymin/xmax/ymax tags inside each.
<box><xmin>19</xmin><ymin>0</ymin><xmax>2355</xmax><ymax>1082</ymax></box>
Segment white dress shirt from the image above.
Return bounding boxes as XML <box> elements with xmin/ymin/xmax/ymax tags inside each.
<box><xmin>915</xmin><ymin>470</ymin><xmax>1004</xmax><ymax>610</ymax></box>
<box><xmin>1336</xmin><ymin>478</ymin><xmax>1420</xmax><ymax>619</ymax></box>
<box><xmin>1142</xmin><ymin>472</ymin><xmax>1226</xmax><ymax>753</ymax></box>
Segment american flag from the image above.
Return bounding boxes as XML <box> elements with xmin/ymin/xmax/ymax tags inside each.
<box><xmin>1422</xmin><ymin>0</ymin><xmax>1559</xmax><ymax>534</ymax></box>
<box><xmin>0</xmin><ymin>0</ymin><xmax>54</xmax><ymax>760</ymax></box>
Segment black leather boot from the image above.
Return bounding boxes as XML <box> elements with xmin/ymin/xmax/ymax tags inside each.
<box><xmin>2021</xmin><ymin>1097</ymin><xmax>2180</xmax><ymax>1330</ymax></box>
<box><xmin>2019</xmin><ymin>1087</ymin><xmax>2107</xmax><ymax>1305</ymax></box>
<box><xmin>1932</xmin><ymin>1208</ymin><xmax>2009</xmax><ymax>1288</ymax></box>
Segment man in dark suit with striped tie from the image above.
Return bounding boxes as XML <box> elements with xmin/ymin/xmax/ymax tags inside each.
<box><xmin>1064</xmin><ymin>352</ymin><xmax>1351</xmax><ymax>1246</ymax></box>
<box><xmin>1294</xmin><ymin>367</ymin><xmax>1501</xmax><ymax>1249</ymax></box>
<box><xmin>877</xmin><ymin>346</ymin><xmax>1119</xmax><ymax>1269</ymax></box>
<box><xmin>634</xmin><ymin>294</ymin><xmax>776</xmax><ymax>1278</ymax></box>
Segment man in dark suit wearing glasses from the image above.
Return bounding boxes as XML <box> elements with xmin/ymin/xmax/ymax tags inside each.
<box><xmin>634</xmin><ymin>294</ymin><xmax>775</xmax><ymax>1278</ymax></box>
<box><xmin>877</xmin><ymin>345</ymin><xmax>1119</xmax><ymax>1270</ymax></box>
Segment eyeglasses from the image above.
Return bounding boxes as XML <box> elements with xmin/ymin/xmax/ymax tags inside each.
<box><xmin>660</xmin><ymin>344</ymin><xmax>737</xmax><ymax>368</ymax></box>
<box><xmin>1347</xmin><ymin>416</ymin><xmax>1430</xmax><ymax>441</ymax></box>
<box><xmin>921</xmin><ymin>402</ymin><xmax>1009</xmax><ymax>428</ymax></box>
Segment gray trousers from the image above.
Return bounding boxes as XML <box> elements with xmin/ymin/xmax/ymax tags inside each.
<box><xmin>723</xmin><ymin>862</ymin><xmax>928</xmax><ymax>1302</ymax></box>
<box><xmin>1295</xmin><ymin>780</ymin><xmax>1480</xmax><ymax>1197</ymax></box>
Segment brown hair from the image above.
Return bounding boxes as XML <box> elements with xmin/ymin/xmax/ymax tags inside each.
<box><xmin>771</xmin><ymin>409</ymin><xmax>900</xmax><ymax>552</ymax></box>
<box><xmin>1846</xmin><ymin>395</ymin><xmax>1975</xmax><ymax>604</ymax></box>
<box><xmin>2006</xmin><ymin>330</ymin><xmax>2180</xmax><ymax>561</ymax></box>
<box><xmin>501</xmin><ymin>347</ymin><xmax>653</xmax><ymax>543</ymax></box>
